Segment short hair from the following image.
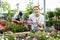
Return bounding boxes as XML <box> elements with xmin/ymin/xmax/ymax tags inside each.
<box><xmin>33</xmin><ymin>6</ymin><xmax>40</xmax><ymax>10</ymax></box>
<box><xmin>19</xmin><ymin>11</ymin><xmax>23</xmax><ymax>16</ymax></box>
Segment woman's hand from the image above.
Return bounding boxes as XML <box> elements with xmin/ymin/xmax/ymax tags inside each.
<box><xmin>36</xmin><ymin>19</ymin><xmax>42</xmax><ymax>28</ymax></box>
<box><xmin>14</xmin><ymin>20</ymin><xmax>20</xmax><ymax>23</ymax></box>
<box><xmin>20</xmin><ymin>20</ymin><xmax>24</xmax><ymax>23</ymax></box>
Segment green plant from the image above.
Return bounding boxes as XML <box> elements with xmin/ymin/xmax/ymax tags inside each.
<box><xmin>8</xmin><ymin>35</ymin><xmax>14</xmax><ymax>40</ymax></box>
<box><xmin>7</xmin><ymin>23</ymin><xmax>27</xmax><ymax>33</ymax></box>
<box><xmin>2</xmin><ymin>22</ymin><xmax>7</xmax><ymax>26</ymax></box>
<box><xmin>4</xmin><ymin>35</ymin><xmax>14</xmax><ymax>40</ymax></box>
<box><xmin>46</xmin><ymin>21</ymin><xmax>60</xmax><ymax>30</ymax></box>
<box><xmin>25</xmin><ymin>9</ymin><xmax>31</xmax><ymax>18</ymax></box>
<box><xmin>47</xmin><ymin>11</ymin><xmax>54</xmax><ymax>20</ymax></box>
<box><xmin>54</xmin><ymin>8</ymin><xmax>60</xmax><ymax>18</ymax></box>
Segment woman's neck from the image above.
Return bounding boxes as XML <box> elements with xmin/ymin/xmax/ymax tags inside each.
<box><xmin>35</xmin><ymin>14</ymin><xmax>40</xmax><ymax>17</ymax></box>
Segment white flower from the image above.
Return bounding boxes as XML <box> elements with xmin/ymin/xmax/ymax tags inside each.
<box><xmin>46</xmin><ymin>35</ymin><xmax>49</xmax><ymax>38</ymax></box>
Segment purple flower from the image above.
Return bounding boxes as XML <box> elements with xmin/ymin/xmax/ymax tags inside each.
<box><xmin>33</xmin><ymin>36</ymin><xmax>37</xmax><ymax>40</ymax></box>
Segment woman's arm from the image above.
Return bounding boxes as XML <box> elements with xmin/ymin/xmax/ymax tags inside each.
<box><xmin>36</xmin><ymin>20</ymin><xmax>43</xmax><ymax>28</ymax></box>
<box><xmin>36</xmin><ymin>22</ymin><xmax>43</xmax><ymax>28</ymax></box>
<box><xmin>13</xmin><ymin>18</ymin><xmax>20</xmax><ymax>23</ymax></box>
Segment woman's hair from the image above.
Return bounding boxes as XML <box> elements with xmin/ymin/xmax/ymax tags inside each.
<box><xmin>19</xmin><ymin>11</ymin><xmax>23</xmax><ymax>16</ymax></box>
<box><xmin>33</xmin><ymin>6</ymin><xmax>40</xmax><ymax>10</ymax></box>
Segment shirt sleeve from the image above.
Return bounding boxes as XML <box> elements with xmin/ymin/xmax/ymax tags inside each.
<box><xmin>29</xmin><ymin>14</ymin><xmax>32</xmax><ymax>19</ymax></box>
<box><xmin>40</xmin><ymin>16</ymin><xmax>44</xmax><ymax>25</ymax></box>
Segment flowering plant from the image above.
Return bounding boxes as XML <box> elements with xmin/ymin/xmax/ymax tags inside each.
<box><xmin>0</xmin><ymin>22</ymin><xmax>10</xmax><ymax>32</ymax></box>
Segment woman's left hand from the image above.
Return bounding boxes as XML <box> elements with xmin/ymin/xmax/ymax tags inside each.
<box><xmin>20</xmin><ymin>20</ymin><xmax>24</xmax><ymax>23</ymax></box>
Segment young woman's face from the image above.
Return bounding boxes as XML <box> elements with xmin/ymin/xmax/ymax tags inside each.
<box><xmin>33</xmin><ymin>7</ymin><xmax>40</xmax><ymax>16</ymax></box>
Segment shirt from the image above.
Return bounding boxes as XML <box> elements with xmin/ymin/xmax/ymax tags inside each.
<box><xmin>29</xmin><ymin>13</ymin><xmax>44</xmax><ymax>30</ymax></box>
<box><xmin>14</xmin><ymin>12</ymin><xmax>19</xmax><ymax>19</ymax></box>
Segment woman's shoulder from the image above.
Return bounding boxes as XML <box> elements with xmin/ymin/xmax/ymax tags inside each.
<box><xmin>29</xmin><ymin>13</ymin><xmax>34</xmax><ymax>16</ymax></box>
<box><xmin>40</xmin><ymin>14</ymin><xmax>44</xmax><ymax>18</ymax></box>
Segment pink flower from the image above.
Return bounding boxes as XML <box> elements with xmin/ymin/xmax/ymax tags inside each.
<box><xmin>0</xmin><ymin>22</ymin><xmax>4</xmax><ymax>30</ymax></box>
<box><xmin>0</xmin><ymin>27</ymin><xmax>4</xmax><ymax>30</ymax></box>
<box><xmin>33</xmin><ymin>36</ymin><xmax>37</xmax><ymax>40</ymax></box>
<box><xmin>26</xmin><ymin>36</ymin><xmax>30</xmax><ymax>40</ymax></box>
<box><xmin>4</xmin><ymin>26</ymin><xmax>10</xmax><ymax>29</ymax></box>
<box><xmin>24</xmin><ymin>24</ymin><xmax>28</xmax><ymax>27</ymax></box>
<box><xmin>27</xmin><ymin>18</ymin><xmax>33</xmax><ymax>25</ymax></box>
<box><xmin>46</xmin><ymin>32</ymin><xmax>51</xmax><ymax>38</ymax></box>
<box><xmin>47</xmin><ymin>32</ymin><xmax>51</xmax><ymax>35</ymax></box>
<box><xmin>16</xmin><ymin>24</ymin><xmax>20</xmax><ymax>27</ymax></box>
<box><xmin>0</xmin><ymin>22</ymin><xmax>2</xmax><ymax>27</ymax></box>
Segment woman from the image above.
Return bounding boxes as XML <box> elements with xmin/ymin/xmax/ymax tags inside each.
<box><xmin>29</xmin><ymin>6</ymin><xmax>44</xmax><ymax>31</ymax></box>
<box><xmin>13</xmin><ymin>11</ymin><xmax>24</xmax><ymax>24</ymax></box>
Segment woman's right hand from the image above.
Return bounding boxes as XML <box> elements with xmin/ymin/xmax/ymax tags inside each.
<box><xmin>17</xmin><ymin>21</ymin><xmax>20</xmax><ymax>23</ymax></box>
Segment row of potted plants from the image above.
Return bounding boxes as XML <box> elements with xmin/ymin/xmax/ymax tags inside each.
<box><xmin>3</xmin><ymin>30</ymin><xmax>60</xmax><ymax>40</ymax></box>
<box><xmin>0</xmin><ymin>21</ymin><xmax>28</xmax><ymax>33</ymax></box>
